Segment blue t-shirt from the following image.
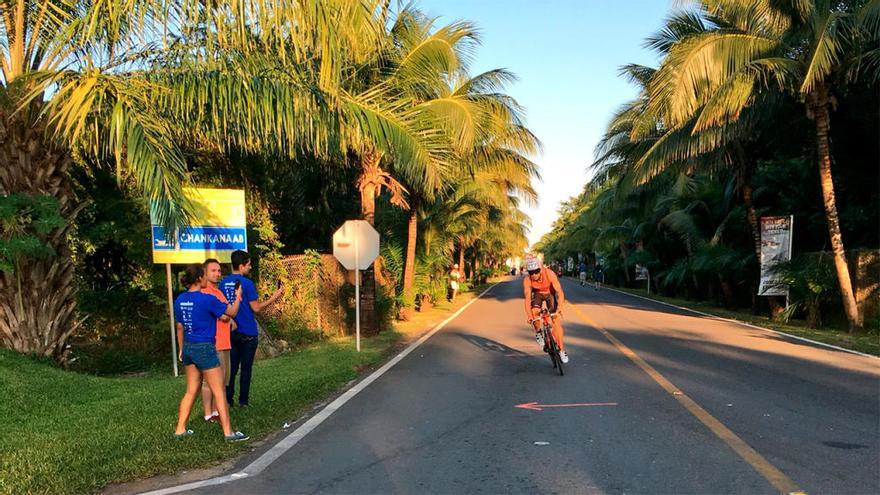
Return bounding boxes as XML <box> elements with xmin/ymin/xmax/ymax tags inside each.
<box><xmin>174</xmin><ymin>291</ymin><xmax>229</xmax><ymax>343</ymax></box>
<box><xmin>579</xmin><ymin>263</ymin><xmax>588</xmax><ymax>272</ymax></box>
<box><xmin>220</xmin><ymin>274</ymin><xmax>259</xmax><ymax>336</ymax></box>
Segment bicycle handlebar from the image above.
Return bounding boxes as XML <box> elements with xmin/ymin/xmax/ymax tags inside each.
<box><xmin>528</xmin><ymin>312</ymin><xmax>559</xmax><ymax>324</ymax></box>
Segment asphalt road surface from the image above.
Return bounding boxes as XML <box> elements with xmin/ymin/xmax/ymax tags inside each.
<box><xmin>182</xmin><ymin>277</ymin><xmax>879</xmax><ymax>494</ymax></box>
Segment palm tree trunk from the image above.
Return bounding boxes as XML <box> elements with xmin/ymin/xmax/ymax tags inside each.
<box><xmin>719</xmin><ymin>277</ymin><xmax>735</xmax><ymax>309</ymax></box>
<box><xmin>358</xmin><ymin>149</ymin><xmax>382</xmax><ymax>226</ymax></box>
<box><xmin>356</xmin><ymin>149</ymin><xmax>382</xmax><ymax>335</ymax></box>
<box><xmin>0</xmin><ymin>111</ymin><xmax>79</xmax><ymax>362</ymax></box>
<box><xmin>458</xmin><ymin>238</ymin><xmax>465</xmax><ymax>271</ymax></box>
<box><xmin>735</xmin><ymin>145</ymin><xmax>783</xmax><ymax>317</ymax></box>
<box><xmin>808</xmin><ymin>83</ymin><xmax>862</xmax><ymax>331</ymax></box>
<box><xmin>619</xmin><ymin>241</ymin><xmax>631</xmax><ymax>284</ymax></box>
<box><xmin>399</xmin><ymin>201</ymin><xmax>418</xmax><ymax>320</ymax></box>
<box><xmin>734</xmin><ymin>148</ymin><xmax>761</xmax><ymax>256</ymax></box>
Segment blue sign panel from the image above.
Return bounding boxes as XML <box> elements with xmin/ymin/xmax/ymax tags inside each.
<box><xmin>152</xmin><ymin>226</ymin><xmax>248</xmax><ymax>251</ymax></box>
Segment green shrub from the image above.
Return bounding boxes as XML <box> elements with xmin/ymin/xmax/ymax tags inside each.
<box><xmin>774</xmin><ymin>253</ymin><xmax>840</xmax><ymax>328</ymax></box>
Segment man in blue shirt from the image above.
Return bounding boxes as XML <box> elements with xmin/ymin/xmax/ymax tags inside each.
<box><xmin>221</xmin><ymin>250</ymin><xmax>284</xmax><ymax>407</ymax></box>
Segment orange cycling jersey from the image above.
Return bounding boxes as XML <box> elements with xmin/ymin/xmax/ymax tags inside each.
<box><xmin>530</xmin><ymin>267</ymin><xmax>555</xmax><ymax>294</ymax></box>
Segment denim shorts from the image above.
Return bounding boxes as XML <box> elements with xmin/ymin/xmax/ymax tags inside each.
<box><xmin>182</xmin><ymin>341</ymin><xmax>220</xmax><ymax>371</ymax></box>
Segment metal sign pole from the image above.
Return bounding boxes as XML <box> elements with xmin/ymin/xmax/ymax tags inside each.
<box><xmin>166</xmin><ymin>263</ymin><xmax>179</xmax><ymax>377</ymax></box>
<box><xmin>355</xmin><ymin>227</ymin><xmax>361</xmax><ymax>352</ymax></box>
<box><xmin>785</xmin><ymin>215</ymin><xmax>794</xmax><ymax>310</ymax></box>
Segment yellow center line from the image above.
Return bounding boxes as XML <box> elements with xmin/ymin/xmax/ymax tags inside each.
<box><xmin>566</xmin><ymin>302</ymin><xmax>806</xmax><ymax>495</ymax></box>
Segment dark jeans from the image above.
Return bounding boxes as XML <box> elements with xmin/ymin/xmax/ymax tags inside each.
<box><xmin>227</xmin><ymin>332</ymin><xmax>258</xmax><ymax>406</ymax></box>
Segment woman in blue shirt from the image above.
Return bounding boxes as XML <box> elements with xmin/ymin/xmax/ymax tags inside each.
<box><xmin>173</xmin><ymin>264</ymin><xmax>249</xmax><ymax>442</ymax></box>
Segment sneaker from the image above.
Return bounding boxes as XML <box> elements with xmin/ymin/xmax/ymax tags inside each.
<box><xmin>206</xmin><ymin>413</ymin><xmax>219</xmax><ymax>423</ymax></box>
<box><xmin>559</xmin><ymin>350</ymin><xmax>569</xmax><ymax>364</ymax></box>
<box><xmin>225</xmin><ymin>431</ymin><xmax>250</xmax><ymax>443</ymax></box>
<box><xmin>535</xmin><ymin>332</ymin><xmax>545</xmax><ymax>348</ymax></box>
<box><xmin>173</xmin><ymin>429</ymin><xmax>194</xmax><ymax>439</ymax></box>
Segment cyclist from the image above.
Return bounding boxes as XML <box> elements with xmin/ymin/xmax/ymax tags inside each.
<box><xmin>523</xmin><ymin>254</ymin><xmax>568</xmax><ymax>363</ymax></box>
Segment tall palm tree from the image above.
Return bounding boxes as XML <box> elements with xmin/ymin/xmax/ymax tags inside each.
<box><xmin>397</xmin><ymin>67</ymin><xmax>539</xmax><ymax>317</ymax></box>
<box><xmin>646</xmin><ymin>0</ymin><xmax>879</xmax><ymax>330</ymax></box>
<box><xmin>0</xmin><ymin>0</ymin><xmax>461</xmax><ymax>360</ymax></box>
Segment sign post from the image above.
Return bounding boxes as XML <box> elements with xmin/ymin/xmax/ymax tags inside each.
<box><xmin>355</xmin><ymin>231</ymin><xmax>360</xmax><ymax>352</ymax></box>
<box><xmin>151</xmin><ymin>188</ymin><xmax>247</xmax><ymax>376</ymax></box>
<box><xmin>166</xmin><ymin>263</ymin><xmax>178</xmax><ymax>377</ymax></box>
<box><xmin>332</xmin><ymin>220</ymin><xmax>380</xmax><ymax>352</ymax></box>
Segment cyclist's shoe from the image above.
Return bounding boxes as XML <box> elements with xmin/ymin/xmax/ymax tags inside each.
<box><xmin>535</xmin><ymin>332</ymin><xmax>545</xmax><ymax>348</ymax></box>
<box><xmin>559</xmin><ymin>350</ymin><xmax>569</xmax><ymax>364</ymax></box>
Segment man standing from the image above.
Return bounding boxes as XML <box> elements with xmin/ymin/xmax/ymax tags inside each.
<box><xmin>448</xmin><ymin>263</ymin><xmax>462</xmax><ymax>302</ymax></box>
<box><xmin>200</xmin><ymin>258</ymin><xmax>234</xmax><ymax>422</ymax></box>
<box><xmin>578</xmin><ymin>260</ymin><xmax>588</xmax><ymax>286</ymax></box>
<box><xmin>220</xmin><ymin>250</ymin><xmax>284</xmax><ymax>407</ymax></box>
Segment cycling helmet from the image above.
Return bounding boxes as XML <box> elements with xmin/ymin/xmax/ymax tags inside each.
<box><xmin>524</xmin><ymin>254</ymin><xmax>542</xmax><ymax>273</ymax></box>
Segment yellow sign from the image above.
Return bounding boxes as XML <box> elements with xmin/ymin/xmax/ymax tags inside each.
<box><xmin>151</xmin><ymin>188</ymin><xmax>247</xmax><ymax>264</ymax></box>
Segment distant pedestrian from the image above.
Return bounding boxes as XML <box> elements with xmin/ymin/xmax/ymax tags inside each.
<box><xmin>200</xmin><ymin>258</ymin><xmax>234</xmax><ymax>424</ymax></box>
<box><xmin>592</xmin><ymin>263</ymin><xmax>603</xmax><ymax>290</ymax></box>
<box><xmin>220</xmin><ymin>250</ymin><xmax>284</xmax><ymax>408</ymax></box>
<box><xmin>578</xmin><ymin>261</ymin><xmax>588</xmax><ymax>286</ymax></box>
<box><xmin>448</xmin><ymin>263</ymin><xmax>462</xmax><ymax>302</ymax></box>
<box><xmin>173</xmin><ymin>263</ymin><xmax>249</xmax><ymax>442</ymax></box>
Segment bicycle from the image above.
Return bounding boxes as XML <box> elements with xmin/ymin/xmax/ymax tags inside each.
<box><xmin>529</xmin><ymin>308</ymin><xmax>564</xmax><ymax>376</ymax></box>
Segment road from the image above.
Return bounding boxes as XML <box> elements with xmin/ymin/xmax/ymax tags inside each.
<box><xmin>182</xmin><ymin>277</ymin><xmax>879</xmax><ymax>494</ymax></box>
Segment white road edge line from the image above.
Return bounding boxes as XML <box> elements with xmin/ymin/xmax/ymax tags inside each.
<box><xmin>565</xmin><ymin>277</ymin><xmax>876</xmax><ymax>360</ymax></box>
<box><xmin>139</xmin><ymin>282</ymin><xmax>500</xmax><ymax>495</ymax></box>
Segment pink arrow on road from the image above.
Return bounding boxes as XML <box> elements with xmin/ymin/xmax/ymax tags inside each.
<box><xmin>515</xmin><ymin>401</ymin><xmax>618</xmax><ymax>411</ymax></box>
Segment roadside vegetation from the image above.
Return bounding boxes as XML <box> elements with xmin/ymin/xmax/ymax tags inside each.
<box><xmin>0</xmin><ymin>1</ymin><xmax>536</xmax><ymax>371</ymax></box>
<box><xmin>538</xmin><ymin>0</ymin><xmax>879</xmax><ymax>342</ymax></box>
<box><xmin>607</xmin><ymin>287</ymin><xmax>879</xmax><ymax>356</ymax></box>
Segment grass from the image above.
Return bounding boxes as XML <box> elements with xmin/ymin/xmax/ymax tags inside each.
<box><xmin>0</xmin><ymin>285</ymin><xmax>489</xmax><ymax>495</ymax></box>
<box><xmin>607</xmin><ymin>286</ymin><xmax>879</xmax><ymax>356</ymax></box>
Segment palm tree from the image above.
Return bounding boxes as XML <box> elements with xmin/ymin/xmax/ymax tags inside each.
<box><xmin>397</xmin><ymin>67</ymin><xmax>539</xmax><ymax>317</ymax></box>
<box><xmin>0</xmin><ymin>0</ymin><xmax>462</xmax><ymax>360</ymax></box>
<box><xmin>646</xmin><ymin>0</ymin><xmax>880</xmax><ymax>330</ymax></box>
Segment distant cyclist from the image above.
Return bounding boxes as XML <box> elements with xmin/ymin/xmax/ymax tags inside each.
<box><xmin>522</xmin><ymin>254</ymin><xmax>568</xmax><ymax>363</ymax></box>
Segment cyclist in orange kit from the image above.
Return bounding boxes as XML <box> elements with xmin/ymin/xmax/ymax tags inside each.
<box><xmin>523</xmin><ymin>254</ymin><xmax>568</xmax><ymax>363</ymax></box>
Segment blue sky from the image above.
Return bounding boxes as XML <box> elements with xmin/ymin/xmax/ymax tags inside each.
<box><xmin>418</xmin><ymin>0</ymin><xmax>673</xmax><ymax>245</ymax></box>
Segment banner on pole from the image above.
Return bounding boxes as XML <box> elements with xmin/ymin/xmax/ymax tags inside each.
<box><xmin>150</xmin><ymin>188</ymin><xmax>247</xmax><ymax>264</ymax></box>
<box><xmin>758</xmin><ymin>215</ymin><xmax>793</xmax><ymax>296</ymax></box>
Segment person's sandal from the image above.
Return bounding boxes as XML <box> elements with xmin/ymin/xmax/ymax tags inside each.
<box><xmin>225</xmin><ymin>431</ymin><xmax>250</xmax><ymax>443</ymax></box>
<box><xmin>173</xmin><ymin>429</ymin><xmax>194</xmax><ymax>439</ymax></box>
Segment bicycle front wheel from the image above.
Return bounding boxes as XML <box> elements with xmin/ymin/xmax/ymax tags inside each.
<box><xmin>545</xmin><ymin>327</ymin><xmax>558</xmax><ymax>370</ymax></box>
<box><xmin>547</xmin><ymin>329</ymin><xmax>564</xmax><ymax>376</ymax></box>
